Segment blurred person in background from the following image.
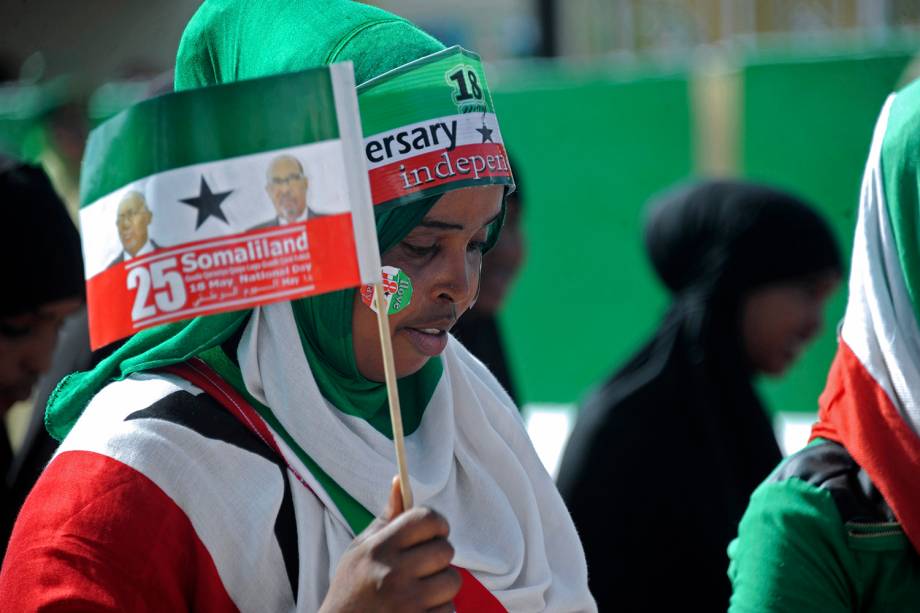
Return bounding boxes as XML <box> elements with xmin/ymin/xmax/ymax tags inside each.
<box><xmin>0</xmin><ymin>154</ymin><xmax>83</xmax><ymax>556</ymax></box>
<box><xmin>452</xmin><ymin>157</ymin><xmax>525</xmax><ymax>404</ymax></box>
<box><xmin>557</xmin><ymin>179</ymin><xmax>842</xmax><ymax>612</ymax></box>
<box><xmin>729</xmin><ymin>81</ymin><xmax>920</xmax><ymax>612</ymax></box>
<box><xmin>3</xmin><ymin>70</ymin><xmax>174</xmax><ymax>558</ymax></box>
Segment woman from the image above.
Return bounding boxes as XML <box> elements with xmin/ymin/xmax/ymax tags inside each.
<box><xmin>729</xmin><ymin>81</ymin><xmax>920</xmax><ymax>612</ymax></box>
<box><xmin>0</xmin><ymin>157</ymin><xmax>84</xmax><ymax>557</ymax></box>
<box><xmin>0</xmin><ymin>2</ymin><xmax>594</xmax><ymax>611</ymax></box>
<box><xmin>556</xmin><ymin>179</ymin><xmax>841</xmax><ymax>612</ymax></box>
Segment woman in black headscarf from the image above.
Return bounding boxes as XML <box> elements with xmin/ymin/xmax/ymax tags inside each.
<box><xmin>556</xmin><ymin>179</ymin><xmax>843</xmax><ymax>612</ymax></box>
<box><xmin>0</xmin><ymin>156</ymin><xmax>84</xmax><ymax>556</ymax></box>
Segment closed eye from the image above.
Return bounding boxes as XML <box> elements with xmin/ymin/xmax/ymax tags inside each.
<box><xmin>402</xmin><ymin>242</ymin><xmax>438</xmax><ymax>257</ymax></box>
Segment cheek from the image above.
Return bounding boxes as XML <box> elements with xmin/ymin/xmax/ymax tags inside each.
<box><xmin>0</xmin><ymin>341</ymin><xmax>21</xmax><ymax>382</ymax></box>
<box><xmin>352</xmin><ymin>294</ymin><xmax>377</xmax><ymax>343</ymax></box>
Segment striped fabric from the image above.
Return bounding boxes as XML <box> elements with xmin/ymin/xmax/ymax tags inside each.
<box><xmin>1</xmin><ymin>322</ymin><xmax>596</xmax><ymax>611</ymax></box>
<box><xmin>812</xmin><ymin>81</ymin><xmax>920</xmax><ymax>553</ymax></box>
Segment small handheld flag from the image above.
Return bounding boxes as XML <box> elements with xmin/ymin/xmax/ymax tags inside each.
<box><xmin>80</xmin><ymin>62</ymin><xmax>381</xmax><ymax>350</ymax></box>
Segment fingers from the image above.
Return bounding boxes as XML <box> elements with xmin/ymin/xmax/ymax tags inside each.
<box><xmin>401</xmin><ymin>536</ymin><xmax>455</xmax><ymax>578</ymax></box>
<box><xmin>417</xmin><ymin>566</ymin><xmax>462</xmax><ymax>609</ymax></box>
<box><xmin>384</xmin><ymin>475</ymin><xmax>405</xmax><ymax>521</ymax></box>
<box><xmin>380</xmin><ymin>506</ymin><xmax>450</xmax><ymax>550</ymax></box>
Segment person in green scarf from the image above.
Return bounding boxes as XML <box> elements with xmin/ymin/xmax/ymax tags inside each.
<box><xmin>728</xmin><ymin>78</ymin><xmax>920</xmax><ymax>613</ymax></box>
<box><xmin>0</xmin><ymin>2</ymin><xmax>595</xmax><ymax>611</ymax></box>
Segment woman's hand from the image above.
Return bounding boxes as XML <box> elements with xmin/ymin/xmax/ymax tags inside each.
<box><xmin>320</xmin><ymin>477</ymin><xmax>461</xmax><ymax>613</ymax></box>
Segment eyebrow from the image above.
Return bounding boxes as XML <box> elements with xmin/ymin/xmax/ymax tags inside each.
<box><xmin>418</xmin><ymin>211</ymin><xmax>502</xmax><ymax>232</ymax></box>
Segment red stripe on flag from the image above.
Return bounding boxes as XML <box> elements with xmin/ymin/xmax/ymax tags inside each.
<box><xmin>369</xmin><ymin>142</ymin><xmax>511</xmax><ymax>205</ymax></box>
<box><xmin>811</xmin><ymin>341</ymin><xmax>920</xmax><ymax>552</ymax></box>
<box><xmin>0</xmin><ymin>450</ymin><xmax>238</xmax><ymax>611</ymax></box>
<box><xmin>86</xmin><ymin>213</ymin><xmax>361</xmax><ymax>349</ymax></box>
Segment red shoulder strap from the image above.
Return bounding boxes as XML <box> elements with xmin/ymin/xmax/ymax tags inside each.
<box><xmin>161</xmin><ymin>358</ymin><xmax>317</xmax><ymax>495</ymax></box>
<box><xmin>163</xmin><ymin>358</ymin><xmax>507</xmax><ymax>612</ymax></box>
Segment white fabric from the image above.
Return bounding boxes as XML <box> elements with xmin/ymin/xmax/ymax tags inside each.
<box><xmin>238</xmin><ymin>301</ymin><xmax>596</xmax><ymax>612</ymax></box>
<box><xmin>840</xmin><ymin>93</ymin><xmax>920</xmax><ymax>438</ymax></box>
<box><xmin>58</xmin><ymin>372</ymin><xmax>355</xmax><ymax>613</ymax></box>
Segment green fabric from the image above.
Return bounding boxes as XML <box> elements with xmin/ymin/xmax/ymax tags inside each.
<box><xmin>80</xmin><ymin>68</ymin><xmax>341</xmax><ymax>207</ymax></box>
<box><xmin>45</xmin><ymin>0</ymin><xmax>496</xmax><ymax>441</ymax></box>
<box><xmin>728</xmin><ymin>440</ymin><xmax>920</xmax><ymax>612</ymax></box>
<box><xmin>173</xmin><ymin>0</ymin><xmax>446</xmax><ymax>90</ymax></box>
<box><xmin>880</xmin><ymin>78</ymin><xmax>920</xmax><ymax>327</ymax></box>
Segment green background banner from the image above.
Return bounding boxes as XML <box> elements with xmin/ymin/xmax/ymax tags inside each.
<box><xmin>494</xmin><ymin>68</ymin><xmax>691</xmax><ymax>406</ymax></box>
<box><xmin>493</xmin><ymin>44</ymin><xmax>916</xmax><ymax>415</ymax></box>
<box><xmin>739</xmin><ymin>48</ymin><xmax>913</xmax><ymax>415</ymax></box>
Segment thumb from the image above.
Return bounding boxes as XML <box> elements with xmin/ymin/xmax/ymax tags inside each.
<box><xmin>383</xmin><ymin>475</ymin><xmax>405</xmax><ymax>521</ymax></box>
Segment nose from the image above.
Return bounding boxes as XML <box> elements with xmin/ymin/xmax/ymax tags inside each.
<box><xmin>433</xmin><ymin>251</ymin><xmax>478</xmax><ymax>306</ymax></box>
<box><xmin>22</xmin><ymin>323</ymin><xmax>61</xmax><ymax>377</ymax></box>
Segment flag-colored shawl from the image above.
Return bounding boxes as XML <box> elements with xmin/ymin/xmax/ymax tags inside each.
<box><xmin>811</xmin><ymin>79</ymin><xmax>920</xmax><ymax>553</ymax></box>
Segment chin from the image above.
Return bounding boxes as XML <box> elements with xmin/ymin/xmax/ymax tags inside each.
<box><xmin>761</xmin><ymin>360</ymin><xmax>792</xmax><ymax>378</ymax></box>
<box><xmin>394</xmin><ymin>356</ymin><xmax>430</xmax><ymax>379</ymax></box>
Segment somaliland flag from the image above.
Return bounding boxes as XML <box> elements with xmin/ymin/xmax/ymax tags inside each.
<box><xmin>79</xmin><ymin>63</ymin><xmax>380</xmax><ymax>349</ymax></box>
<box><xmin>811</xmin><ymin>79</ymin><xmax>920</xmax><ymax>553</ymax></box>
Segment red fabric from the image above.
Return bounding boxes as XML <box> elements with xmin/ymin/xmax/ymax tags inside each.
<box><xmin>0</xmin><ymin>450</ymin><xmax>237</xmax><ymax>611</ymax></box>
<box><xmin>454</xmin><ymin>567</ymin><xmax>507</xmax><ymax>613</ymax></box>
<box><xmin>810</xmin><ymin>341</ymin><xmax>920</xmax><ymax>553</ymax></box>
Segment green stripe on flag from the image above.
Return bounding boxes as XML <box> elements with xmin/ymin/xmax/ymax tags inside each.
<box><xmin>81</xmin><ymin>68</ymin><xmax>339</xmax><ymax>207</ymax></box>
<box><xmin>358</xmin><ymin>46</ymin><xmax>496</xmax><ymax>135</ymax></box>
<box><xmin>881</xmin><ymin>80</ymin><xmax>920</xmax><ymax>325</ymax></box>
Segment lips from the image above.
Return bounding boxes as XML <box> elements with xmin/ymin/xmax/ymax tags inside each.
<box><xmin>400</xmin><ymin>317</ymin><xmax>454</xmax><ymax>357</ymax></box>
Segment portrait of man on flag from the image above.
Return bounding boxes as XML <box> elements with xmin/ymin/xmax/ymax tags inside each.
<box><xmin>249</xmin><ymin>154</ymin><xmax>317</xmax><ymax>230</ymax></box>
<box><xmin>107</xmin><ymin>190</ymin><xmax>161</xmax><ymax>269</ymax></box>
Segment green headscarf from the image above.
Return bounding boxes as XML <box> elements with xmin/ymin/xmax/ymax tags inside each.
<box><xmin>46</xmin><ymin>0</ymin><xmax>500</xmax><ymax>441</ymax></box>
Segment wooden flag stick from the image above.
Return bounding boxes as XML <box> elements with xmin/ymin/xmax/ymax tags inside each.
<box><xmin>373</xmin><ymin>281</ymin><xmax>414</xmax><ymax>510</ymax></box>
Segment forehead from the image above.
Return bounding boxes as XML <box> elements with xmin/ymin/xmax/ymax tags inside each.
<box><xmin>269</xmin><ymin>157</ymin><xmax>300</xmax><ymax>177</ymax></box>
<box><xmin>118</xmin><ymin>194</ymin><xmax>146</xmax><ymax>212</ymax></box>
<box><xmin>419</xmin><ymin>185</ymin><xmax>504</xmax><ymax>230</ymax></box>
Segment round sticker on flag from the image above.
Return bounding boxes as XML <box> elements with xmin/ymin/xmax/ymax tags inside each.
<box><xmin>361</xmin><ymin>266</ymin><xmax>413</xmax><ymax>315</ymax></box>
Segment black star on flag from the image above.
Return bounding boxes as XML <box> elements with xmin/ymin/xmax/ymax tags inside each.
<box><xmin>475</xmin><ymin>122</ymin><xmax>494</xmax><ymax>143</ymax></box>
<box><xmin>180</xmin><ymin>176</ymin><xmax>233</xmax><ymax>229</ymax></box>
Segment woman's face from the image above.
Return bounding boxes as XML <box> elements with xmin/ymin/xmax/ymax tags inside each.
<box><xmin>352</xmin><ymin>185</ymin><xmax>504</xmax><ymax>380</ymax></box>
<box><xmin>0</xmin><ymin>297</ymin><xmax>82</xmax><ymax>412</ymax></box>
<box><xmin>741</xmin><ymin>271</ymin><xmax>841</xmax><ymax>376</ymax></box>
